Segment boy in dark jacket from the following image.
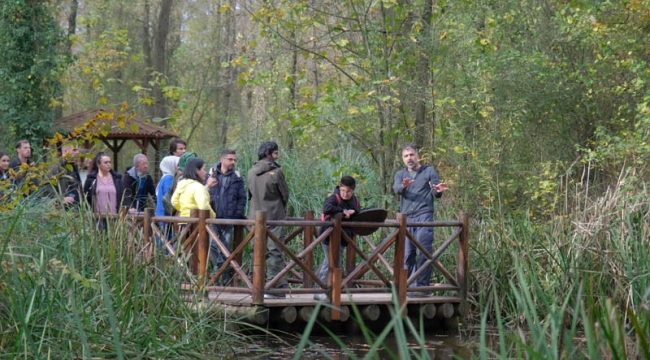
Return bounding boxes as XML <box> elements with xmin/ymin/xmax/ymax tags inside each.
<box><xmin>207</xmin><ymin>149</ymin><xmax>246</xmax><ymax>283</ymax></box>
<box><xmin>314</xmin><ymin>176</ymin><xmax>361</xmax><ymax>300</ymax></box>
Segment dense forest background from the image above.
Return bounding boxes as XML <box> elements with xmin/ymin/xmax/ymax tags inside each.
<box><xmin>2</xmin><ymin>0</ymin><xmax>649</xmax><ymax>211</ymax></box>
<box><xmin>3</xmin><ymin>0</ymin><xmax>649</xmax><ymax>218</ymax></box>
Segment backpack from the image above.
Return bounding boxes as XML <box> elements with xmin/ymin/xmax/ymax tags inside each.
<box><xmin>321</xmin><ymin>193</ymin><xmax>360</xmax><ymax>221</ymax></box>
<box><xmin>162</xmin><ymin>175</ymin><xmax>178</xmax><ymax>216</ymax></box>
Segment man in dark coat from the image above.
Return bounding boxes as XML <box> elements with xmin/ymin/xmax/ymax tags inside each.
<box><xmin>9</xmin><ymin>140</ymin><xmax>34</xmax><ymax>190</ymax></box>
<box><xmin>48</xmin><ymin>144</ymin><xmax>82</xmax><ymax>207</ymax></box>
<box><xmin>247</xmin><ymin>141</ymin><xmax>290</xmax><ymax>298</ymax></box>
<box><xmin>123</xmin><ymin>153</ymin><xmax>156</xmax><ymax>213</ymax></box>
<box><xmin>207</xmin><ymin>149</ymin><xmax>246</xmax><ymax>282</ymax></box>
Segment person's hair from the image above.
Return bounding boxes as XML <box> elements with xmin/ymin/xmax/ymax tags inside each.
<box><xmin>183</xmin><ymin>158</ymin><xmax>206</xmax><ymax>182</ymax></box>
<box><xmin>92</xmin><ymin>152</ymin><xmax>110</xmax><ymax>173</ymax></box>
<box><xmin>78</xmin><ymin>148</ymin><xmax>90</xmax><ymax>168</ymax></box>
<box><xmin>0</xmin><ymin>151</ymin><xmax>7</xmax><ymax>174</ymax></box>
<box><xmin>257</xmin><ymin>141</ymin><xmax>278</xmax><ymax>160</ymax></box>
<box><xmin>340</xmin><ymin>176</ymin><xmax>356</xmax><ymax>190</ymax></box>
<box><xmin>133</xmin><ymin>153</ymin><xmax>147</xmax><ymax>167</ymax></box>
<box><xmin>15</xmin><ymin>140</ymin><xmax>29</xmax><ymax>150</ymax></box>
<box><xmin>169</xmin><ymin>138</ymin><xmax>187</xmax><ymax>155</ymax></box>
<box><xmin>220</xmin><ymin>149</ymin><xmax>236</xmax><ymax>158</ymax></box>
<box><xmin>401</xmin><ymin>144</ymin><xmax>419</xmax><ymax>154</ymax></box>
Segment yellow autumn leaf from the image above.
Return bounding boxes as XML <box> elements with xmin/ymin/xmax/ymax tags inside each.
<box><xmin>347</xmin><ymin>108</ymin><xmax>359</xmax><ymax>115</ymax></box>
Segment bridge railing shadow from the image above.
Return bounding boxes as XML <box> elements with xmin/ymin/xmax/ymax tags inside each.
<box><xmin>120</xmin><ymin>208</ymin><xmax>469</xmax><ymax>316</ymax></box>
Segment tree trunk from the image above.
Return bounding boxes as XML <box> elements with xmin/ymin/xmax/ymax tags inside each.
<box><xmin>413</xmin><ymin>0</ymin><xmax>434</xmax><ymax>150</ymax></box>
<box><xmin>152</xmin><ymin>0</ymin><xmax>173</xmax><ymax>123</ymax></box>
<box><xmin>142</xmin><ymin>0</ymin><xmax>153</xmax><ymax>119</ymax></box>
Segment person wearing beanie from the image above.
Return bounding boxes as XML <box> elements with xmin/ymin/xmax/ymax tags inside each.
<box><xmin>178</xmin><ymin>152</ymin><xmax>197</xmax><ymax>173</ymax></box>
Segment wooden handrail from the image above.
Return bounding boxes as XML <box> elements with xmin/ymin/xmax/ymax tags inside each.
<box><xmin>127</xmin><ymin>207</ymin><xmax>470</xmax><ymax>306</ymax></box>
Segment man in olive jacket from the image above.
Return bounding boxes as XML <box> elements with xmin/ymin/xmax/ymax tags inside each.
<box><xmin>247</xmin><ymin>141</ymin><xmax>290</xmax><ymax>298</ymax></box>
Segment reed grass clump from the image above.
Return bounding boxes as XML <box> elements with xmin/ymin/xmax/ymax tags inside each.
<box><xmin>471</xmin><ymin>170</ymin><xmax>650</xmax><ymax>358</ymax></box>
<box><xmin>0</xmin><ymin>197</ymin><xmax>243</xmax><ymax>358</ymax></box>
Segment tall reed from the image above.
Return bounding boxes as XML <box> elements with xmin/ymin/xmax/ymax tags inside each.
<box><xmin>0</xmin><ymin>196</ymin><xmax>244</xmax><ymax>357</ymax></box>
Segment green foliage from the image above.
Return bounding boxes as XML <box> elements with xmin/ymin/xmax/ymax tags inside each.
<box><xmin>0</xmin><ymin>0</ymin><xmax>67</xmax><ymax>145</ymax></box>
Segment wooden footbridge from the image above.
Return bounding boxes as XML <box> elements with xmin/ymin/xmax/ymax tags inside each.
<box><xmin>123</xmin><ymin>209</ymin><xmax>469</xmax><ymax>333</ymax></box>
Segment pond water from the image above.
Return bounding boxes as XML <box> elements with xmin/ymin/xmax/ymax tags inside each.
<box><xmin>232</xmin><ymin>326</ymin><xmax>499</xmax><ymax>359</ymax></box>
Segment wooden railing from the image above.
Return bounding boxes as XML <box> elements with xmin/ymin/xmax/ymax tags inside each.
<box><xmin>120</xmin><ymin>209</ymin><xmax>469</xmax><ymax>314</ymax></box>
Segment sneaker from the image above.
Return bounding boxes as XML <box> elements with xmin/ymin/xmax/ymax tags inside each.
<box><xmin>264</xmin><ymin>284</ymin><xmax>288</xmax><ymax>299</ymax></box>
<box><xmin>313</xmin><ymin>293</ymin><xmax>327</xmax><ymax>301</ymax></box>
<box><xmin>407</xmin><ymin>291</ymin><xmax>430</xmax><ymax>298</ymax></box>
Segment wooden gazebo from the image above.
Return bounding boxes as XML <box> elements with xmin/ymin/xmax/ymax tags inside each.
<box><xmin>53</xmin><ymin>108</ymin><xmax>179</xmax><ymax>176</ymax></box>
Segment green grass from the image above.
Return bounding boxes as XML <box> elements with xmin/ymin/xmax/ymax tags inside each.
<box><xmin>0</xmin><ymin>197</ymin><xmax>242</xmax><ymax>358</ymax></box>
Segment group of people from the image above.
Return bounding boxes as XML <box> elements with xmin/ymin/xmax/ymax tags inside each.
<box><xmin>1</xmin><ymin>139</ymin><xmax>447</xmax><ymax>300</ymax></box>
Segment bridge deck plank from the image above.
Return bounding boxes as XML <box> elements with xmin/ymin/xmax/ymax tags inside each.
<box><xmin>205</xmin><ymin>291</ymin><xmax>461</xmax><ymax>307</ymax></box>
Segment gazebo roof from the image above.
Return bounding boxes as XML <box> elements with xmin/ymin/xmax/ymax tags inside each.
<box><xmin>54</xmin><ymin>108</ymin><xmax>179</xmax><ymax>178</ymax></box>
<box><xmin>54</xmin><ymin>108</ymin><xmax>178</xmax><ymax>139</ymax></box>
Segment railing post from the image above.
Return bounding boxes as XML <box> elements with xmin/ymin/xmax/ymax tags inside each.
<box><xmin>143</xmin><ymin>208</ymin><xmax>154</xmax><ymax>261</ymax></box>
<box><xmin>188</xmin><ymin>209</ymin><xmax>199</xmax><ymax>274</ymax></box>
<box><xmin>252</xmin><ymin>211</ymin><xmax>267</xmax><ymax>305</ymax></box>
<box><xmin>394</xmin><ymin>213</ymin><xmax>407</xmax><ymax>315</ymax></box>
<box><xmin>197</xmin><ymin>209</ymin><xmax>210</xmax><ymax>288</ymax></box>
<box><xmin>457</xmin><ymin>212</ymin><xmax>469</xmax><ymax>300</ymax></box>
<box><xmin>303</xmin><ymin>210</ymin><xmax>314</xmax><ymax>288</ymax></box>
<box><xmin>233</xmin><ymin>223</ymin><xmax>244</xmax><ymax>286</ymax></box>
<box><xmin>330</xmin><ymin>213</ymin><xmax>342</xmax><ymax>320</ymax></box>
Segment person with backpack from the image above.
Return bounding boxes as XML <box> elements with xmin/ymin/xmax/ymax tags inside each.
<box><xmin>155</xmin><ymin>155</ymin><xmax>179</xmax><ymax>243</ymax></box>
<box><xmin>206</xmin><ymin>149</ymin><xmax>246</xmax><ymax>284</ymax></box>
<box><xmin>314</xmin><ymin>175</ymin><xmax>361</xmax><ymax>300</ymax></box>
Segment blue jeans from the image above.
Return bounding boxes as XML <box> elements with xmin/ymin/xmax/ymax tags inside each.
<box><xmin>316</xmin><ymin>242</ymin><xmax>345</xmax><ymax>285</ymax></box>
<box><xmin>405</xmin><ymin>212</ymin><xmax>434</xmax><ymax>287</ymax></box>
<box><xmin>156</xmin><ymin>222</ymin><xmax>174</xmax><ymax>248</ymax></box>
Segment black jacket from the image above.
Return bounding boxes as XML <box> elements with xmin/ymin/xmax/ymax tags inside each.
<box><xmin>207</xmin><ymin>162</ymin><xmax>246</xmax><ymax>219</ymax></box>
<box><xmin>49</xmin><ymin>160</ymin><xmax>82</xmax><ymax>205</ymax></box>
<box><xmin>321</xmin><ymin>186</ymin><xmax>361</xmax><ymax>246</ymax></box>
<box><xmin>122</xmin><ymin>167</ymin><xmax>156</xmax><ymax>211</ymax></box>
<box><xmin>83</xmin><ymin>170</ymin><xmax>126</xmax><ymax>212</ymax></box>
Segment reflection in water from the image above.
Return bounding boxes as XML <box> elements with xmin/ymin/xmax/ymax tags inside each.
<box><xmin>233</xmin><ymin>326</ymin><xmax>500</xmax><ymax>359</ymax></box>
